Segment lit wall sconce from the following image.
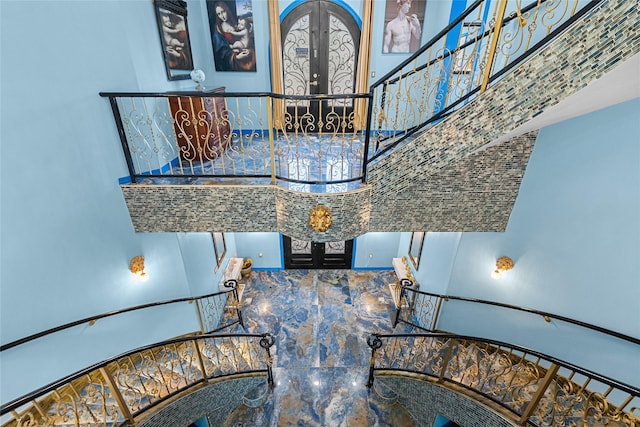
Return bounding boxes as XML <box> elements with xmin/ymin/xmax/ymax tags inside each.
<box><xmin>491</xmin><ymin>256</ymin><xmax>514</xmax><ymax>279</ymax></box>
<box><xmin>129</xmin><ymin>256</ymin><xmax>149</xmax><ymax>281</ymax></box>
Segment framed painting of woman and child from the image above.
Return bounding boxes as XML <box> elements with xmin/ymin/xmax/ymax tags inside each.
<box><xmin>206</xmin><ymin>0</ymin><xmax>256</xmax><ymax>72</ymax></box>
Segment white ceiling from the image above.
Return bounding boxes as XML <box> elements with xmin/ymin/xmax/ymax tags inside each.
<box><xmin>489</xmin><ymin>52</ymin><xmax>640</xmax><ymax>146</ymax></box>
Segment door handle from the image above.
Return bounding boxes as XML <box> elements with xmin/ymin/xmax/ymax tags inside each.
<box><xmin>310</xmin><ymin>81</ymin><xmax>319</xmax><ymax>86</ymax></box>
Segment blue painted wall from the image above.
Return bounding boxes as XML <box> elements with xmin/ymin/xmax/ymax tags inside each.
<box><xmin>0</xmin><ymin>0</ymin><xmax>236</xmax><ymax>403</ymax></box>
<box><xmin>353</xmin><ymin>232</ymin><xmax>401</xmax><ymax>269</ymax></box>
<box><xmin>234</xmin><ymin>232</ymin><xmax>284</xmax><ymax>269</ymax></box>
<box><xmin>177</xmin><ymin>232</ymin><xmax>238</xmax><ymax>294</ymax></box>
<box><xmin>412</xmin><ymin>232</ymin><xmax>461</xmax><ymax>294</ymax></box>
<box><xmin>437</xmin><ymin>99</ymin><xmax>640</xmax><ymax>384</ymax></box>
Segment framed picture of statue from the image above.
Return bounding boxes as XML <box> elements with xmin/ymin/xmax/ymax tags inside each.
<box><xmin>382</xmin><ymin>0</ymin><xmax>427</xmax><ymax>53</ymax></box>
<box><xmin>154</xmin><ymin>0</ymin><xmax>194</xmax><ymax>80</ymax></box>
<box><xmin>207</xmin><ymin>0</ymin><xmax>257</xmax><ymax>72</ymax></box>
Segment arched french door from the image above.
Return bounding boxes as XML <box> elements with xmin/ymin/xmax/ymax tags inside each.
<box><xmin>283</xmin><ymin>236</ymin><xmax>353</xmax><ymax>269</ymax></box>
<box><xmin>281</xmin><ymin>1</ymin><xmax>360</xmax><ymax>130</ymax></box>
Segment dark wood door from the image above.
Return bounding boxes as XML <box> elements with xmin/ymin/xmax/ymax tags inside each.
<box><xmin>283</xmin><ymin>236</ymin><xmax>353</xmax><ymax>269</ymax></box>
<box><xmin>280</xmin><ymin>1</ymin><xmax>360</xmax><ymax>131</ymax></box>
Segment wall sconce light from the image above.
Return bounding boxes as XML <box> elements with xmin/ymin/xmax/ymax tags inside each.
<box><xmin>491</xmin><ymin>256</ymin><xmax>514</xmax><ymax>279</ymax></box>
<box><xmin>129</xmin><ymin>256</ymin><xmax>149</xmax><ymax>281</ymax></box>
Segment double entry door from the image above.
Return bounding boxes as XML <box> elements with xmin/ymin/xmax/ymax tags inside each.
<box><xmin>283</xmin><ymin>236</ymin><xmax>353</xmax><ymax>269</ymax></box>
<box><xmin>280</xmin><ymin>0</ymin><xmax>360</xmax><ymax>131</ymax></box>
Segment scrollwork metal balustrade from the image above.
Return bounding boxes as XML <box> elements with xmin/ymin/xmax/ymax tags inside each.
<box><xmin>0</xmin><ymin>281</ymin><xmax>263</xmax><ymax>427</ymax></box>
<box><xmin>366</xmin><ymin>0</ymin><xmax>601</xmax><ymax>162</ymax></box>
<box><xmin>1</xmin><ymin>333</ymin><xmax>276</xmax><ymax>427</ymax></box>
<box><xmin>101</xmin><ymin>91</ymin><xmax>371</xmax><ymax>187</ymax></box>
<box><xmin>101</xmin><ymin>0</ymin><xmax>603</xmax><ymax>189</ymax></box>
<box><xmin>367</xmin><ymin>333</ymin><xmax>640</xmax><ymax>426</ymax></box>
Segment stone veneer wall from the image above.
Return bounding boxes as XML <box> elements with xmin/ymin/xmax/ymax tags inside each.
<box><xmin>369</xmin><ymin>132</ymin><xmax>536</xmax><ymax>231</ymax></box>
<box><xmin>275</xmin><ymin>186</ymin><xmax>371</xmax><ymax>242</ymax></box>
<box><xmin>367</xmin><ymin>0</ymin><xmax>639</xmax><ymax>231</ymax></box>
<box><xmin>122</xmin><ymin>185</ymin><xmax>278</xmax><ymax>232</ymax></box>
<box><xmin>377</xmin><ymin>377</ymin><xmax>517</xmax><ymax>427</ymax></box>
<box><xmin>121</xmin><ymin>0</ymin><xmax>638</xmax><ymax>236</ymax></box>
<box><xmin>123</xmin><ymin>184</ymin><xmax>371</xmax><ymax>242</ymax></box>
<box><xmin>137</xmin><ymin>377</ymin><xmax>264</xmax><ymax>427</ymax></box>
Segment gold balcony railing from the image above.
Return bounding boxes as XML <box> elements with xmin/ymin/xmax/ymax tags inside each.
<box><xmin>1</xmin><ymin>333</ymin><xmax>276</xmax><ymax>427</ymax></box>
<box><xmin>366</xmin><ymin>0</ymin><xmax>601</xmax><ymax>161</ymax></box>
<box><xmin>366</xmin><ymin>333</ymin><xmax>640</xmax><ymax>426</ymax></box>
<box><xmin>100</xmin><ymin>91</ymin><xmax>370</xmax><ymax>188</ymax></box>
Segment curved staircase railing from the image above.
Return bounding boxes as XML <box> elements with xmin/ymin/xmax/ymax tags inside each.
<box><xmin>366</xmin><ymin>332</ymin><xmax>640</xmax><ymax>426</ymax></box>
<box><xmin>1</xmin><ymin>279</ymin><xmax>244</xmax><ymax>352</ymax></box>
<box><xmin>1</xmin><ymin>333</ymin><xmax>276</xmax><ymax>426</ymax></box>
<box><xmin>393</xmin><ymin>281</ymin><xmax>640</xmax><ymax>346</ymax></box>
<box><xmin>2</xmin><ymin>280</ymin><xmax>637</xmax><ymax>425</ymax></box>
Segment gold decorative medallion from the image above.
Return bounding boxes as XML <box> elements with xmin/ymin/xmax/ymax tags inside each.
<box><xmin>309</xmin><ymin>205</ymin><xmax>332</xmax><ymax>232</ymax></box>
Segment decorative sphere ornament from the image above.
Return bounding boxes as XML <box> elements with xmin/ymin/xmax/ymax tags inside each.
<box><xmin>190</xmin><ymin>69</ymin><xmax>205</xmax><ymax>91</ymax></box>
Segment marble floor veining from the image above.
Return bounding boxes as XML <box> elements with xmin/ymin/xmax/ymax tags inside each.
<box><xmin>222</xmin><ymin>269</ymin><xmax>416</xmax><ymax>427</ymax></box>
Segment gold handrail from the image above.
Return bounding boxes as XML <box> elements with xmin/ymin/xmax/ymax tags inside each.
<box><xmin>480</xmin><ymin>0</ymin><xmax>509</xmax><ymax>92</ymax></box>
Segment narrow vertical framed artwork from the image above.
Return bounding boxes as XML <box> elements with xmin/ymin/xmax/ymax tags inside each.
<box><xmin>212</xmin><ymin>232</ymin><xmax>227</xmax><ymax>272</ymax></box>
<box><xmin>154</xmin><ymin>0</ymin><xmax>194</xmax><ymax>80</ymax></box>
<box><xmin>207</xmin><ymin>0</ymin><xmax>257</xmax><ymax>71</ymax></box>
<box><xmin>408</xmin><ymin>231</ymin><xmax>425</xmax><ymax>270</ymax></box>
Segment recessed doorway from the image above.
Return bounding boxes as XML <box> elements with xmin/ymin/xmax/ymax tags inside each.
<box><xmin>283</xmin><ymin>236</ymin><xmax>353</xmax><ymax>269</ymax></box>
<box><xmin>280</xmin><ymin>0</ymin><xmax>360</xmax><ymax>131</ymax></box>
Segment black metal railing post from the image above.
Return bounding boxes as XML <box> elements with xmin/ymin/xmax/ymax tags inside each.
<box><xmin>393</xmin><ymin>278</ymin><xmax>414</xmax><ymax>328</ymax></box>
<box><xmin>223</xmin><ymin>279</ymin><xmax>245</xmax><ymax>331</ymax></box>
<box><xmin>366</xmin><ymin>334</ymin><xmax>383</xmax><ymax>388</ymax></box>
<box><xmin>106</xmin><ymin>96</ymin><xmax>137</xmax><ymax>183</ymax></box>
<box><xmin>259</xmin><ymin>333</ymin><xmax>276</xmax><ymax>387</ymax></box>
<box><xmin>393</xmin><ymin>288</ymin><xmax>404</xmax><ymax>329</ymax></box>
<box><xmin>361</xmin><ymin>90</ymin><xmax>375</xmax><ymax>182</ymax></box>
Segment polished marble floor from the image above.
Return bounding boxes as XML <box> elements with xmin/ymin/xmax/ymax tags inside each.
<box><xmin>223</xmin><ymin>269</ymin><xmax>416</xmax><ymax>426</ymax></box>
